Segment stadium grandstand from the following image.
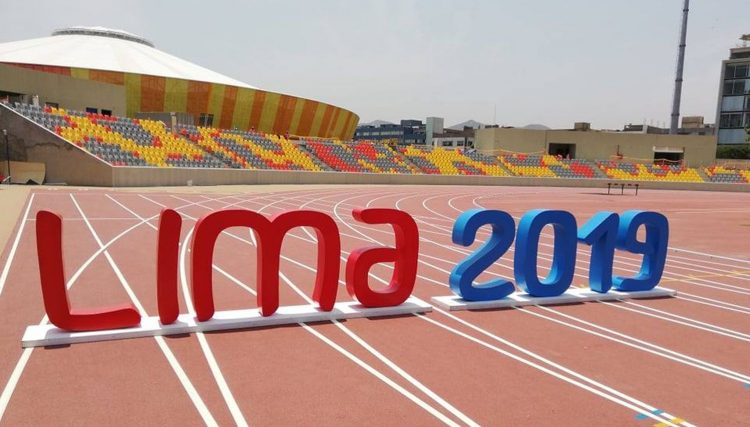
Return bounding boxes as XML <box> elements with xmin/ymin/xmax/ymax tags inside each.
<box><xmin>0</xmin><ymin>27</ymin><xmax>748</xmax><ymax>189</ymax></box>
<box><xmin>3</xmin><ymin>102</ymin><xmax>750</xmax><ymax>187</ymax></box>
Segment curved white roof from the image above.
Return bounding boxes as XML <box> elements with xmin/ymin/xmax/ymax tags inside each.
<box><xmin>0</xmin><ymin>27</ymin><xmax>255</xmax><ymax>89</ymax></box>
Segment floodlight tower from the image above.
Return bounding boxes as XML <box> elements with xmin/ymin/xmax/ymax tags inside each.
<box><xmin>669</xmin><ymin>0</ymin><xmax>689</xmax><ymax>135</ymax></box>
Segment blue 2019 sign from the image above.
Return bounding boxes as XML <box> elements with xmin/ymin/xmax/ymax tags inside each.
<box><xmin>449</xmin><ymin>209</ymin><xmax>669</xmax><ymax>301</ymax></box>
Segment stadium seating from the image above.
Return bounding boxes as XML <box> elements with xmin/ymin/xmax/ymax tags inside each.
<box><xmin>498</xmin><ymin>154</ymin><xmax>602</xmax><ymax>179</ymax></box>
<box><xmin>304</xmin><ymin>139</ymin><xmax>418</xmax><ymax>174</ymax></box>
<box><xmin>596</xmin><ymin>161</ymin><xmax>704</xmax><ymax>182</ymax></box>
<box><xmin>177</xmin><ymin>126</ymin><xmax>321</xmax><ymax>171</ymax></box>
<box><xmin>12</xmin><ymin>103</ymin><xmax>225</xmax><ymax>168</ymax></box>
<box><xmin>5</xmin><ymin>102</ymin><xmax>749</xmax><ymax>185</ymax></box>
<box><xmin>399</xmin><ymin>146</ymin><xmax>508</xmax><ymax>176</ymax></box>
<box><xmin>703</xmin><ymin>165</ymin><xmax>750</xmax><ymax>184</ymax></box>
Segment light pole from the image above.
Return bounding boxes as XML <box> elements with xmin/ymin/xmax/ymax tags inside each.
<box><xmin>2</xmin><ymin>129</ymin><xmax>10</xmax><ymax>184</ymax></box>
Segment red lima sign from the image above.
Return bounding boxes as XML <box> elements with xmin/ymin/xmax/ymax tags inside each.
<box><xmin>35</xmin><ymin>208</ymin><xmax>419</xmax><ymax>332</ymax></box>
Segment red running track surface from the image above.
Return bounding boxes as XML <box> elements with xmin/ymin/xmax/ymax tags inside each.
<box><xmin>0</xmin><ymin>185</ymin><xmax>748</xmax><ymax>426</ymax></box>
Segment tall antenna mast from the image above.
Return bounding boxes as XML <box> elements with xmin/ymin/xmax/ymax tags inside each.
<box><xmin>670</xmin><ymin>0</ymin><xmax>689</xmax><ymax>135</ymax></box>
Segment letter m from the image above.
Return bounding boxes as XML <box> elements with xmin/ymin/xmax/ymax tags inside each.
<box><xmin>190</xmin><ymin>210</ymin><xmax>340</xmax><ymax>320</ymax></box>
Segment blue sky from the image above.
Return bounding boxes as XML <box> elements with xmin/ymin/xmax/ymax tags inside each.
<box><xmin>1</xmin><ymin>0</ymin><xmax>746</xmax><ymax>129</ymax></box>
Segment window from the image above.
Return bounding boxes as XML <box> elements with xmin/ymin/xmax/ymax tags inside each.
<box><xmin>442</xmin><ymin>141</ymin><xmax>452</xmax><ymax>147</ymax></box>
<box><xmin>101</xmin><ymin>109</ymin><xmax>112</xmax><ymax>116</ymax></box>
<box><xmin>548</xmin><ymin>143</ymin><xmax>576</xmax><ymax>158</ymax></box>
<box><xmin>719</xmin><ymin>113</ymin><xmax>743</xmax><ymax>128</ymax></box>
<box><xmin>723</xmin><ymin>79</ymin><xmax>749</xmax><ymax>96</ymax></box>
<box><xmin>728</xmin><ymin>64</ymin><xmax>749</xmax><ymax>78</ymax></box>
<box><xmin>726</xmin><ymin>64</ymin><xmax>750</xmax><ymax>78</ymax></box>
<box><xmin>198</xmin><ymin>113</ymin><xmax>214</xmax><ymax>127</ymax></box>
<box><xmin>718</xmin><ymin>128</ymin><xmax>748</xmax><ymax>144</ymax></box>
<box><xmin>85</xmin><ymin>107</ymin><xmax>98</xmax><ymax>113</ymax></box>
<box><xmin>722</xmin><ymin>95</ymin><xmax>745</xmax><ymax>111</ymax></box>
<box><xmin>44</xmin><ymin>102</ymin><xmax>59</xmax><ymax>108</ymax></box>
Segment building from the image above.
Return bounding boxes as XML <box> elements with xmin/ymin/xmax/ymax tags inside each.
<box><xmin>715</xmin><ymin>35</ymin><xmax>750</xmax><ymax>145</ymax></box>
<box><xmin>0</xmin><ymin>27</ymin><xmax>358</xmax><ymax>139</ymax></box>
<box><xmin>475</xmin><ymin>125</ymin><xmax>717</xmax><ymax>167</ymax></box>
<box><xmin>428</xmin><ymin>117</ymin><xmax>478</xmax><ymax>149</ymax></box>
<box><xmin>355</xmin><ymin>117</ymin><xmax>483</xmax><ymax>148</ymax></box>
<box><xmin>623</xmin><ymin>116</ymin><xmax>714</xmax><ymax>136</ymax></box>
<box><xmin>354</xmin><ymin>119</ymin><xmax>426</xmax><ymax>145</ymax></box>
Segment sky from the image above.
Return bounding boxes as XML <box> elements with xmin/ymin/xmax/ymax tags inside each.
<box><xmin>0</xmin><ymin>0</ymin><xmax>746</xmax><ymax>129</ymax></box>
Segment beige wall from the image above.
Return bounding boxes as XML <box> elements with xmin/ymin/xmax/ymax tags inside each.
<box><xmin>0</xmin><ymin>64</ymin><xmax>126</xmax><ymax>115</ymax></box>
<box><xmin>475</xmin><ymin>128</ymin><xmax>717</xmax><ymax>167</ymax></box>
<box><xmin>111</xmin><ymin>167</ymin><xmax>750</xmax><ymax>193</ymax></box>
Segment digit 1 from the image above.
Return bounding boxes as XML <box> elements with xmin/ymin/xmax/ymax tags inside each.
<box><xmin>577</xmin><ymin>212</ymin><xmax>619</xmax><ymax>293</ymax></box>
<box><xmin>514</xmin><ymin>209</ymin><xmax>577</xmax><ymax>297</ymax></box>
<box><xmin>449</xmin><ymin>209</ymin><xmax>515</xmax><ymax>301</ymax></box>
<box><xmin>613</xmin><ymin>210</ymin><xmax>669</xmax><ymax>291</ymax></box>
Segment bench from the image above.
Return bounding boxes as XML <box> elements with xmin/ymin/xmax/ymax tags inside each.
<box><xmin>606</xmin><ymin>182</ymin><xmax>639</xmax><ymax>195</ymax></box>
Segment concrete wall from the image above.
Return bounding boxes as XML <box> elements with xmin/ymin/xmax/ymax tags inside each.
<box><xmin>475</xmin><ymin>127</ymin><xmax>718</xmax><ymax>167</ymax></box>
<box><xmin>0</xmin><ymin>104</ymin><xmax>114</xmax><ymax>185</ymax></box>
<box><xmin>0</xmin><ymin>64</ymin><xmax>126</xmax><ymax>116</ymax></box>
<box><xmin>0</xmin><ymin>161</ymin><xmax>45</xmax><ymax>184</ymax></box>
<box><xmin>110</xmin><ymin>167</ymin><xmax>750</xmax><ymax>193</ymax></box>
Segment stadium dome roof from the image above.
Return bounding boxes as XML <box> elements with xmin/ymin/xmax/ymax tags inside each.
<box><xmin>0</xmin><ymin>26</ymin><xmax>255</xmax><ymax>89</ymax></box>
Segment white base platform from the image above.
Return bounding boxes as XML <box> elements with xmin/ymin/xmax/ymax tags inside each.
<box><xmin>22</xmin><ymin>297</ymin><xmax>432</xmax><ymax>348</ymax></box>
<box><xmin>431</xmin><ymin>287</ymin><xmax>676</xmax><ymax>311</ymax></box>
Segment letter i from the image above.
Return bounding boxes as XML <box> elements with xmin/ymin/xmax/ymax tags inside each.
<box><xmin>157</xmin><ymin>209</ymin><xmax>181</xmax><ymax>324</ymax></box>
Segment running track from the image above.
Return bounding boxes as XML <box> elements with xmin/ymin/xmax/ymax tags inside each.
<box><xmin>0</xmin><ymin>185</ymin><xmax>748</xmax><ymax>426</ymax></box>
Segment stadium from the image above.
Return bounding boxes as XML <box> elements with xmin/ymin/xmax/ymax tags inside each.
<box><xmin>0</xmin><ymin>20</ymin><xmax>749</xmax><ymax>427</ymax></box>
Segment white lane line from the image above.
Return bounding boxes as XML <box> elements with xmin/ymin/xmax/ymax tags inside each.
<box><xmin>302</xmin><ymin>325</ymin><xmax>460</xmax><ymax>427</ymax></box>
<box><xmin>118</xmin><ymin>195</ymin><xmax>249</xmax><ymax>427</ymax></box>
<box><xmin>668</xmin><ymin>247</ymin><xmax>750</xmax><ymax>265</ymax></box>
<box><xmin>188</xmin><ymin>190</ymin><xmax>465</xmax><ymax>426</ymax></box>
<box><xmin>426</xmin><ymin>196</ymin><xmax>748</xmax><ymax>328</ymax></box>
<box><xmin>25</xmin><ymin>217</ymin><xmax>141</xmax><ymax>221</ymax></box>
<box><xmin>255</xmin><ymin>190</ymin><xmax>477</xmax><ymax>426</ymax></box>
<box><xmin>526</xmin><ymin>306</ymin><xmax>750</xmax><ymax>383</ymax></box>
<box><xmin>0</xmin><ymin>348</ymin><xmax>32</xmax><ymax>422</ymax></box>
<box><xmin>467</xmin><ymin>193</ymin><xmax>750</xmax><ymax>290</ymax></box>
<box><xmin>0</xmin><ymin>193</ymin><xmax>35</xmax><ymax>297</ymax></box>
<box><xmin>420</xmin><ymin>193</ymin><xmax>750</xmax><ymax>339</ymax></box>
<box><xmin>308</xmin><ymin>189</ymin><xmax>687</xmax><ymax>426</ymax></box>
<box><xmin>299</xmin><ymin>202</ymin><xmax>750</xmax><ymax>387</ymax></box>
<box><xmin>284</xmin><ymin>191</ymin><xmax>750</xmax><ymax>323</ymax></box>
<box><xmin>295</xmin><ymin>194</ymin><xmax>750</xmax><ymax>386</ymax></box>
<box><xmin>0</xmin><ymin>192</ymin><xmax>257</xmax><ymax>424</ymax></box>
<box><xmin>147</xmin><ymin>189</ymin><xmax>697</xmax><ymax>426</ymax></box>
<box><xmin>676</xmin><ymin>293</ymin><xmax>750</xmax><ymax>315</ymax></box>
<box><xmin>71</xmin><ymin>194</ymin><xmax>219</xmax><ymax>426</ymax></box>
<box><xmin>417</xmin><ymin>313</ymin><xmax>683</xmax><ymax>427</ymax></box>
<box><xmin>606</xmin><ymin>301</ymin><xmax>750</xmax><ymax>343</ymax></box>
<box><xmin>242</xmin><ymin>189</ymin><xmax>698</xmax><ymax>425</ymax></box>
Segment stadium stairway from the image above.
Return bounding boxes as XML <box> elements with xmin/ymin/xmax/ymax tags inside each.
<box><xmin>303</xmin><ymin>139</ymin><xmax>418</xmax><ymax>174</ymax></box>
<box><xmin>399</xmin><ymin>146</ymin><xmax>508</xmax><ymax>176</ymax></box>
<box><xmin>296</xmin><ymin>141</ymin><xmax>333</xmax><ymax>171</ymax></box>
